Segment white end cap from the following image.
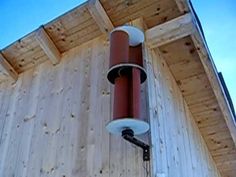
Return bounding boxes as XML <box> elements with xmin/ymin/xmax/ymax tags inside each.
<box><xmin>111</xmin><ymin>26</ymin><xmax>144</xmax><ymax>46</ymax></box>
<box><xmin>106</xmin><ymin>118</ymin><xmax>149</xmax><ymax>135</ymax></box>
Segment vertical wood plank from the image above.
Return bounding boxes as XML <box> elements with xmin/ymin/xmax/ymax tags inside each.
<box><xmin>146</xmin><ymin>47</ymin><xmax>222</xmax><ymax>177</ymax></box>
<box><xmin>0</xmin><ymin>35</ymin><xmax>223</xmax><ymax>177</ymax></box>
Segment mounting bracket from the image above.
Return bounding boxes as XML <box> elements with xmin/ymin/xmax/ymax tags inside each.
<box><xmin>122</xmin><ymin>129</ymin><xmax>150</xmax><ymax>161</ymax></box>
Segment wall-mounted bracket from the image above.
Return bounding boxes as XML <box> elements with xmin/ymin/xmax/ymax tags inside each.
<box><xmin>122</xmin><ymin>129</ymin><xmax>150</xmax><ymax>161</ymax></box>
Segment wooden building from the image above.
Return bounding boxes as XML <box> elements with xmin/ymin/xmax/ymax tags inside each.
<box><xmin>0</xmin><ymin>0</ymin><xmax>235</xmax><ymax>176</ymax></box>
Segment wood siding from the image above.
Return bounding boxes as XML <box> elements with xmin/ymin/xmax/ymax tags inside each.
<box><xmin>0</xmin><ymin>36</ymin><xmax>221</xmax><ymax>177</ymax></box>
<box><xmin>0</xmin><ymin>37</ymin><xmax>146</xmax><ymax>177</ymax></box>
<box><xmin>145</xmin><ymin>48</ymin><xmax>222</xmax><ymax>177</ymax></box>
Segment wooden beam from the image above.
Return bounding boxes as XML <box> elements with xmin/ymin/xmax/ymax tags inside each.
<box><xmin>174</xmin><ymin>0</ymin><xmax>189</xmax><ymax>13</ymax></box>
<box><xmin>145</xmin><ymin>13</ymin><xmax>195</xmax><ymax>49</ymax></box>
<box><xmin>0</xmin><ymin>53</ymin><xmax>18</xmax><ymax>81</ymax></box>
<box><xmin>35</xmin><ymin>27</ymin><xmax>61</xmax><ymax>65</ymax></box>
<box><xmin>126</xmin><ymin>18</ymin><xmax>147</xmax><ymax>31</ymax></box>
<box><xmin>88</xmin><ymin>0</ymin><xmax>114</xmax><ymax>33</ymax></box>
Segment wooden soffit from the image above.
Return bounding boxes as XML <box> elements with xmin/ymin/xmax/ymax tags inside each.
<box><xmin>0</xmin><ymin>0</ymin><xmax>235</xmax><ymax>176</ymax></box>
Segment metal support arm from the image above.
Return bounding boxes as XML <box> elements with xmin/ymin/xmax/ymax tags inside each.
<box><xmin>122</xmin><ymin>129</ymin><xmax>150</xmax><ymax>161</ymax></box>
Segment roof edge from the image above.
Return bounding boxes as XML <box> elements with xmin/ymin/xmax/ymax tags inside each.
<box><xmin>189</xmin><ymin>1</ymin><xmax>236</xmax><ymax>146</ymax></box>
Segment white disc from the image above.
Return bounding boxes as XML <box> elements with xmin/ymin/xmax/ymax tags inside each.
<box><xmin>106</xmin><ymin>118</ymin><xmax>149</xmax><ymax>135</ymax></box>
<box><xmin>111</xmin><ymin>26</ymin><xmax>144</xmax><ymax>46</ymax></box>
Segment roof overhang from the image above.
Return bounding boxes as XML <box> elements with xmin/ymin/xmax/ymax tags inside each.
<box><xmin>0</xmin><ymin>0</ymin><xmax>235</xmax><ymax>176</ymax></box>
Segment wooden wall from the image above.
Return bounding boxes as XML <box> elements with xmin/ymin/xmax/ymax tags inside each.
<box><xmin>145</xmin><ymin>48</ymin><xmax>222</xmax><ymax>177</ymax></box>
<box><xmin>0</xmin><ymin>36</ymin><xmax>146</xmax><ymax>177</ymax></box>
<box><xmin>0</xmin><ymin>36</ymin><xmax>221</xmax><ymax>177</ymax></box>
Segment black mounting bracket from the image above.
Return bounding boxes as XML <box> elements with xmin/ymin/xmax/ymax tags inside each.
<box><xmin>122</xmin><ymin>129</ymin><xmax>150</xmax><ymax>161</ymax></box>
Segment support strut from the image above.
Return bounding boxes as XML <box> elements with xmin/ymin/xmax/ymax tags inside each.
<box><xmin>122</xmin><ymin>129</ymin><xmax>150</xmax><ymax>161</ymax></box>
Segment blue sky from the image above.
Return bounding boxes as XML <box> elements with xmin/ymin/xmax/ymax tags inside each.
<box><xmin>0</xmin><ymin>0</ymin><xmax>235</xmax><ymax>109</ymax></box>
<box><xmin>0</xmin><ymin>0</ymin><xmax>86</xmax><ymax>48</ymax></box>
<box><xmin>191</xmin><ymin>0</ymin><xmax>236</xmax><ymax>110</ymax></box>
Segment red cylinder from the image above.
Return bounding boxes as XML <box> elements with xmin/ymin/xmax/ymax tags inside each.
<box><xmin>130</xmin><ymin>67</ymin><xmax>141</xmax><ymax>118</ymax></box>
<box><xmin>110</xmin><ymin>31</ymin><xmax>129</xmax><ymax>67</ymax></box>
<box><xmin>129</xmin><ymin>44</ymin><xmax>143</xmax><ymax>67</ymax></box>
<box><xmin>106</xmin><ymin>26</ymin><xmax>149</xmax><ymax>135</ymax></box>
<box><xmin>113</xmin><ymin>68</ymin><xmax>141</xmax><ymax>120</ymax></box>
<box><xmin>113</xmin><ymin>75</ymin><xmax>130</xmax><ymax>119</ymax></box>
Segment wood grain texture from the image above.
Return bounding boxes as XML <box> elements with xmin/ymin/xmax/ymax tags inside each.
<box><xmin>0</xmin><ymin>0</ymin><xmax>234</xmax><ymax>176</ymax></box>
<box><xmin>0</xmin><ymin>53</ymin><xmax>18</xmax><ymax>81</ymax></box>
<box><xmin>88</xmin><ymin>0</ymin><xmax>114</xmax><ymax>33</ymax></box>
<box><xmin>35</xmin><ymin>27</ymin><xmax>61</xmax><ymax>65</ymax></box>
<box><xmin>0</xmin><ymin>37</ymin><xmax>148</xmax><ymax>177</ymax></box>
<box><xmin>144</xmin><ymin>45</ymin><xmax>222</xmax><ymax>177</ymax></box>
<box><xmin>0</xmin><ymin>0</ymin><xmax>181</xmax><ymax>76</ymax></box>
<box><xmin>158</xmin><ymin>36</ymin><xmax>236</xmax><ymax>177</ymax></box>
<box><xmin>100</xmin><ymin>0</ymin><xmax>181</xmax><ymax>28</ymax></box>
<box><xmin>174</xmin><ymin>0</ymin><xmax>189</xmax><ymax>13</ymax></box>
<box><xmin>146</xmin><ymin>13</ymin><xmax>195</xmax><ymax>48</ymax></box>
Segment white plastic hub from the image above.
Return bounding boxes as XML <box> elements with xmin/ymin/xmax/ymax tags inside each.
<box><xmin>106</xmin><ymin>118</ymin><xmax>149</xmax><ymax>135</ymax></box>
<box><xmin>111</xmin><ymin>26</ymin><xmax>145</xmax><ymax>46</ymax></box>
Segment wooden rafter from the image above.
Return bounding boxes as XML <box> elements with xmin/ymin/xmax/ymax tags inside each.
<box><xmin>174</xmin><ymin>0</ymin><xmax>190</xmax><ymax>13</ymax></box>
<box><xmin>0</xmin><ymin>53</ymin><xmax>18</xmax><ymax>81</ymax></box>
<box><xmin>88</xmin><ymin>0</ymin><xmax>114</xmax><ymax>33</ymax></box>
<box><xmin>35</xmin><ymin>27</ymin><xmax>61</xmax><ymax>65</ymax></box>
<box><xmin>145</xmin><ymin>13</ymin><xmax>195</xmax><ymax>49</ymax></box>
<box><xmin>127</xmin><ymin>18</ymin><xmax>147</xmax><ymax>31</ymax></box>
